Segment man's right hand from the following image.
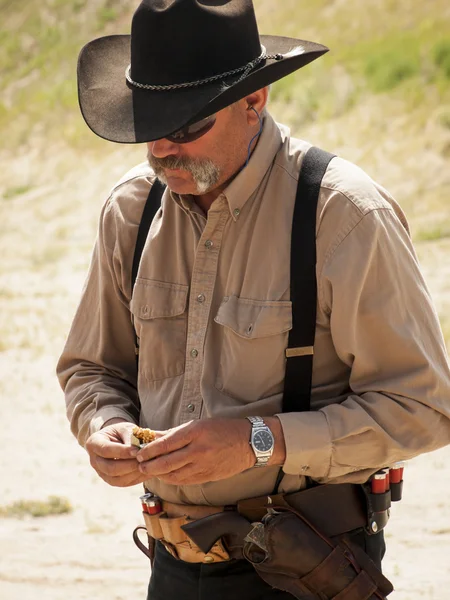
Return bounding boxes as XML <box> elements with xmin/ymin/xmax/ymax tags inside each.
<box><xmin>85</xmin><ymin>419</ymin><xmax>148</xmax><ymax>487</ymax></box>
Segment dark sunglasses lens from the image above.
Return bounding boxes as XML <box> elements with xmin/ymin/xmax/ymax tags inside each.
<box><xmin>167</xmin><ymin>114</ymin><xmax>216</xmax><ymax>144</ymax></box>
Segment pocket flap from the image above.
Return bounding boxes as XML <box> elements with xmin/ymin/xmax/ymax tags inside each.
<box><xmin>214</xmin><ymin>295</ymin><xmax>292</xmax><ymax>339</ymax></box>
<box><xmin>130</xmin><ymin>279</ymin><xmax>188</xmax><ymax>319</ymax></box>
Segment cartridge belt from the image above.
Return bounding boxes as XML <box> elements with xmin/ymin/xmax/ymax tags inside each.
<box><xmin>135</xmin><ymin>483</ymin><xmax>392</xmax><ymax>564</ymax></box>
<box><xmin>137</xmin><ymin>500</ymin><xmax>229</xmax><ymax>564</ymax></box>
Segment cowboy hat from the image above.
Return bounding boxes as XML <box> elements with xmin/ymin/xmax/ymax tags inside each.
<box><xmin>77</xmin><ymin>0</ymin><xmax>328</xmax><ymax>143</ymax></box>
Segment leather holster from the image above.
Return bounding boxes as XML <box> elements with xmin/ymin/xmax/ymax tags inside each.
<box><xmin>243</xmin><ymin>506</ymin><xmax>393</xmax><ymax>600</ymax></box>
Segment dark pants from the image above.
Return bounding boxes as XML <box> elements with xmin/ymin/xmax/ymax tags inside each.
<box><xmin>147</xmin><ymin>530</ymin><xmax>386</xmax><ymax>600</ymax></box>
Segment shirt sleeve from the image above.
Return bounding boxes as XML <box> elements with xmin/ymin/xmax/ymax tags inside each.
<box><xmin>56</xmin><ymin>197</ymin><xmax>140</xmax><ymax>447</ymax></box>
<box><xmin>277</xmin><ymin>206</ymin><xmax>450</xmax><ymax>483</ymax></box>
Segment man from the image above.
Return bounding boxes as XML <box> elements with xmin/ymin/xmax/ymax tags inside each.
<box><xmin>57</xmin><ymin>1</ymin><xmax>450</xmax><ymax>599</ymax></box>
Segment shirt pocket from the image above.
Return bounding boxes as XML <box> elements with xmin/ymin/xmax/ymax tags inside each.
<box><xmin>214</xmin><ymin>295</ymin><xmax>292</xmax><ymax>403</ymax></box>
<box><xmin>130</xmin><ymin>279</ymin><xmax>189</xmax><ymax>382</ymax></box>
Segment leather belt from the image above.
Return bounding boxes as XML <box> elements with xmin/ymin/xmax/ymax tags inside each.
<box><xmin>162</xmin><ymin>499</ymin><xmax>225</xmax><ymax>520</ymax></box>
<box><xmin>238</xmin><ymin>483</ymin><xmax>368</xmax><ymax>538</ymax></box>
<box><xmin>137</xmin><ymin>484</ymin><xmax>372</xmax><ymax>564</ymax></box>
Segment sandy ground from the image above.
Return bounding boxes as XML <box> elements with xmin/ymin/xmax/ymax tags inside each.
<box><xmin>0</xmin><ymin>128</ymin><xmax>449</xmax><ymax>599</ymax></box>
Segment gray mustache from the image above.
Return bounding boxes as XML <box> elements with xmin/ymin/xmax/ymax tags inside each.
<box><xmin>147</xmin><ymin>154</ymin><xmax>198</xmax><ymax>171</ymax></box>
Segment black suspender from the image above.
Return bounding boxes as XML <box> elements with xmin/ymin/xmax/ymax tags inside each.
<box><xmin>131</xmin><ymin>178</ymin><xmax>166</xmax><ymax>359</ymax></box>
<box><xmin>132</xmin><ymin>178</ymin><xmax>166</xmax><ymax>287</ymax></box>
<box><xmin>131</xmin><ymin>147</ymin><xmax>336</xmax><ymax>412</ymax></box>
<box><xmin>283</xmin><ymin>147</ymin><xmax>335</xmax><ymax>413</ymax></box>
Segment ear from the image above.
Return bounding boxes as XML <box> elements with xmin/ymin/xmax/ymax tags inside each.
<box><xmin>244</xmin><ymin>87</ymin><xmax>269</xmax><ymax>125</ymax></box>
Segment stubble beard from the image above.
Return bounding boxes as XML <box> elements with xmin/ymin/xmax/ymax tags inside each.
<box><xmin>147</xmin><ymin>152</ymin><xmax>221</xmax><ymax>195</ymax></box>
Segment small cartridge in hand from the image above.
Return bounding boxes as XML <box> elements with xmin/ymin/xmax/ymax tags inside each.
<box><xmin>131</xmin><ymin>426</ymin><xmax>156</xmax><ymax>448</ymax></box>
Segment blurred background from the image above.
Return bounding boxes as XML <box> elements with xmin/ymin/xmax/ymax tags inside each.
<box><xmin>0</xmin><ymin>1</ymin><xmax>449</xmax><ymax>599</ymax></box>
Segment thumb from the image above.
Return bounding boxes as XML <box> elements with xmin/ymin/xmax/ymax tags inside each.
<box><xmin>136</xmin><ymin>424</ymin><xmax>193</xmax><ymax>461</ymax></box>
<box><xmin>86</xmin><ymin>429</ymin><xmax>138</xmax><ymax>459</ymax></box>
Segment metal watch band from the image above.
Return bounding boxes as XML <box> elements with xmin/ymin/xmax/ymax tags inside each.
<box><xmin>247</xmin><ymin>416</ymin><xmax>264</xmax><ymax>426</ymax></box>
<box><xmin>247</xmin><ymin>416</ymin><xmax>274</xmax><ymax>467</ymax></box>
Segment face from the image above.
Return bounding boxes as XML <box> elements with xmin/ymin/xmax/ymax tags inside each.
<box><xmin>147</xmin><ymin>102</ymin><xmax>253</xmax><ymax>196</ymax></box>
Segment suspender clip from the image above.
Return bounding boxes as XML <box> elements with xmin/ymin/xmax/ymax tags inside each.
<box><xmin>285</xmin><ymin>346</ymin><xmax>314</xmax><ymax>358</ymax></box>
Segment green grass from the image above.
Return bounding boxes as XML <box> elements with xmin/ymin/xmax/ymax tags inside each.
<box><xmin>357</xmin><ymin>30</ymin><xmax>450</xmax><ymax>92</ymax></box>
<box><xmin>266</xmin><ymin>2</ymin><xmax>450</xmax><ymax>126</ymax></box>
<box><xmin>97</xmin><ymin>6</ymin><xmax>118</xmax><ymax>29</ymax></box>
<box><xmin>433</xmin><ymin>39</ymin><xmax>450</xmax><ymax>79</ymax></box>
<box><xmin>0</xmin><ymin>0</ymin><xmax>449</xmax><ymax>153</ymax></box>
<box><xmin>0</xmin><ymin>496</ymin><xmax>73</xmax><ymax>518</ymax></box>
<box><xmin>415</xmin><ymin>225</ymin><xmax>450</xmax><ymax>242</ymax></box>
<box><xmin>2</xmin><ymin>185</ymin><xmax>33</xmax><ymax>200</ymax></box>
<box><xmin>270</xmin><ymin>47</ymin><xmax>448</xmax><ymax>133</ymax></box>
<box><xmin>364</xmin><ymin>43</ymin><xmax>420</xmax><ymax>93</ymax></box>
<box><xmin>0</xmin><ymin>0</ymin><xmax>131</xmax><ymax>151</ymax></box>
<box><xmin>440</xmin><ymin>316</ymin><xmax>450</xmax><ymax>349</ymax></box>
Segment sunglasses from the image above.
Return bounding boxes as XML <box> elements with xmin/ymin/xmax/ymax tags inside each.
<box><xmin>165</xmin><ymin>114</ymin><xmax>216</xmax><ymax>144</ymax></box>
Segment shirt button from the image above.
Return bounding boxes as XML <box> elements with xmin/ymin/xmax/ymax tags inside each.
<box><xmin>190</xmin><ymin>348</ymin><xmax>199</xmax><ymax>358</ymax></box>
<box><xmin>301</xmin><ymin>465</ymin><xmax>310</xmax><ymax>472</ymax></box>
<box><xmin>233</xmin><ymin>208</ymin><xmax>241</xmax><ymax>218</ymax></box>
<box><xmin>205</xmin><ymin>239</ymin><xmax>213</xmax><ymax>249</ymax></box>
<box><xmin>197</xmin><ymin>294</ymin><xmax>206</xmax><ymax>303</ymax></box>
<box><xmin>187</xmin><ymin>404</ymin><xmax>195</xmax><ymax>412</ymax></box>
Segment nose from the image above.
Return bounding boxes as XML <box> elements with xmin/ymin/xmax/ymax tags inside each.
<box><xmin>148</xmin><ymin>138</ymin><xmax>180</xmax><ymax>159</ymax></box>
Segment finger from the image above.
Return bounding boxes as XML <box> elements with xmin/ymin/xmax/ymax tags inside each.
<box><xmin>91</xmin><ymin>456</ymin><xmax>140</xmax><ymax>477</ymax></box>
<box><xmin>138</xmin><ymin>447</ymin><xmax>191</xmax><ymax>477</ymax></box>
<box><xmin>97</xmin><ymin>469</ymin><xmax>149</xmax><ymax>488</ymax></box>
<box><xmin>86</xmin><ymin>433</ymin><xmax>138</xmax><ymax>460</ymax></box>
<box><xmin>156</xmin><ymin>464</ymin><xmax>205</xmax><ymax>486</ymax></box>
<box><xmin>136</xmin><ymin>429</ymin><xmax>192</xmax><ymax>462</ymax></box>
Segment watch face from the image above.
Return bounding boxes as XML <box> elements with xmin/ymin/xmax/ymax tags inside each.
<box><xmin>253</xmin><ymin>429</ymin><xmax>274</xmax><ymax>452</ymax></box>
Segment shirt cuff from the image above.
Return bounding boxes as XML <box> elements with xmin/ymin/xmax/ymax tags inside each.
<box><xmin>276</xmin><ymin>411</ymin><xmax>332</xmax><ymax>480</ymax></box>
<box><xmin>89</xmin><ymin>408</ymin><xmax>137</xmax><ymax>437</ymax></box>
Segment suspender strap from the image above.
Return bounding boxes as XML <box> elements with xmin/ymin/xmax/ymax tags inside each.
<box><xmin>282</xmin><ymin>147</ymin><xmax>336</xmax><ymax>413</ymax></box>
<box><xmin>132</xmin><ymin>178</ymin><xmax>166</xmax><ymax>291</ymax></box>
<box><xmin>131</xmin><ymin>179</ymin><xmax>166</xmax><ymax>356</ymax></box>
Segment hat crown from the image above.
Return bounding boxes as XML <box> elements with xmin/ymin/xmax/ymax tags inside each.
<box><xmin>130</xmin><ymin>0</ymin><xmax>262</xmax><ymax>86</ymax></box>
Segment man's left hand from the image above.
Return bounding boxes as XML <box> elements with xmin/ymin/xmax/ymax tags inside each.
<box><xmin>136</xmin><ymin>418</ymin><xmax>255</xmax><ymax>485</ymax></box>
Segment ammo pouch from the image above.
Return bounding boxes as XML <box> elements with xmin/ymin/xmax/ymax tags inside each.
<box><xmin>243</xmin><ymin>506</ymin><xmax>393</xmax><ymax>600</ymax></box>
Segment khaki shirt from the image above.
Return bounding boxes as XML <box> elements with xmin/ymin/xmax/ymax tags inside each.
<box><xmin>57</xmin><ymin>114</ymin><xmax>450</xmax><ymax>505</ymax></box>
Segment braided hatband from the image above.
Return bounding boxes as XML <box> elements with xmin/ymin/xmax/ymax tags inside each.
<box><xmin>125</xmin><ymin>45</ymin><xmax>282</xmax><ymax>91</ymax></box>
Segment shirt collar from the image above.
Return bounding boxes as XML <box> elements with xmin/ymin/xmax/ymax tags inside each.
<box><xmin>222</xmin><ymin>113</ymin><xmax>282</xmax><ymax>220</ymax></box>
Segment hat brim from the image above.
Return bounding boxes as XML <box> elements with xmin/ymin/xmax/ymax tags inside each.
<box><xmin>77</xmin><ymin>34</ymin><xmax>328</xmax><ymax>143</ymax></box>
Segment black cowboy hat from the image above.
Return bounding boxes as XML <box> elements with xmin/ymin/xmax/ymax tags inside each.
<box><xmin>78</xmin><ymin>0</ymin><xmax>329</xmax><ymax>143</ymax></box>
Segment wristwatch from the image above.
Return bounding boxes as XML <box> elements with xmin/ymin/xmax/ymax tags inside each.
<box><xmin>246</xmin><ymin>416</ymin><xmax>274</xmax><ymax>467</ymax></box>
